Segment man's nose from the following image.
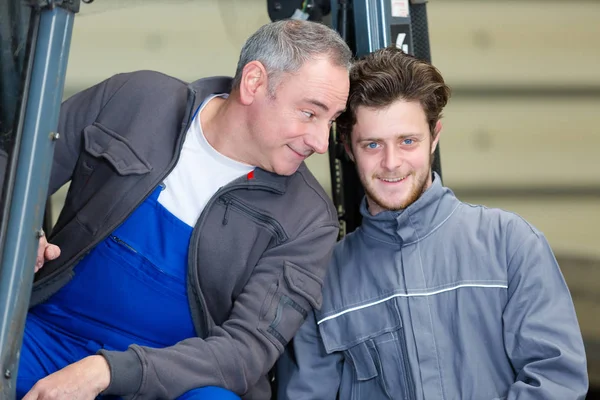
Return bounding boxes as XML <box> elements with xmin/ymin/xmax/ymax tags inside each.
<box><xmin>382</xmin><ymin>145</ymin><xmax>403</xmax><ymax>170</ymax></box>
<box><xmin>304</xmin><ymin>125</ymin><xmax>330</xmax><ymax>155</ymax></box>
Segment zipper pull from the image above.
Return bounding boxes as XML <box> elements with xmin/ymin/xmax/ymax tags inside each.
<box><xmin>222</xmin><ymin>198</ymin><xmax>231</xmax><ymax>225</ymax></box>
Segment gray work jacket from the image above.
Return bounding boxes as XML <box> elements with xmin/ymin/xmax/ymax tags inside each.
<box><xmin>278</xmin><ymin>174</ymin><xmax>588</xmax><ymax>399</ymax></box>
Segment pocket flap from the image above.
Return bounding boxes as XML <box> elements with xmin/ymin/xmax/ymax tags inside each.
<box><xmin>318</xmin><ymin>299</ymin><xmax>402</xmax><ymax>353</ymax></box>
<box><xmin>284</xmin><ymin>261</ymin><xmax>323</xmax><ymax>309</ymax></box>
<box><xmin>83</xmin><ymin>123</ymin><xmax>152</xmax><ymax>175</ymax></box>
<box><xmin>347</xmin><ymin>341</ymin><xmax>378</xmax><ymax>381</ymax></box>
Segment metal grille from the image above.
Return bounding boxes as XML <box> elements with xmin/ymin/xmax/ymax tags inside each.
<box><xmin>409</xmin><ymin>2</ymin><xmax>431</xmax><ymax>62</ymax></box>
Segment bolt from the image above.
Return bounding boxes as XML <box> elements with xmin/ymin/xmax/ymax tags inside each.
<box><xmin>4</xmin><ymin>369</ymin><xmax>11</xmax><ymax>379</ymax></box>
<box><xmin>50</xmin><ymin>132</ymin><xmax>60</xmax><ymax>141</ymax></box>
<box><xmin>274</xmin><ymin>2</ymin><xmax>282</xmax><ymax>11</ymax></box>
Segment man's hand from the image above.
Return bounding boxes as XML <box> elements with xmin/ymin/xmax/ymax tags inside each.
<box><xmin>35</xmin><ymin>231</ymin><xmax>60</xmax><ymax>272</ymax></box>
<box><xmin>23</xmin><ymin>355</ymin><xmax>111</xmax><ymax>400</ymax></box>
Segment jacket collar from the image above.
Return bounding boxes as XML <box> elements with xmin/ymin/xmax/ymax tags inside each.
<box><xmin>189</xmin><ymin>76</ymin><xmax>233</xmax><ymax>109</ymax></box>
<box><xmin>359</xmin><ymin>172</ymin><xmax>461</xmax><ymax>245</ymax></box>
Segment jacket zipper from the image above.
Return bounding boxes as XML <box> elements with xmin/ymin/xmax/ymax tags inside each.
<box><xmin>218</xmin><ymin>194</ymin><xmax>287</xmax><ymax>245</ymax></box>
<box><xmin>110</xmin><ymin>235</ymin><xmax>137</xmax><ymax>253</ymax></box>
<box><xmin>109</xmin><ymin>235</ymin><xmax>174</xmax><ymax>277</ymax></box>
<box><xmin>187</xmin><ymin>182</ymin><xmax>285</xmax><ymax>336</ymax></box>
<box><xmin>398</xmin><ymin>328</ymin><xmax>416</xmax><ymax>400</ymax></box>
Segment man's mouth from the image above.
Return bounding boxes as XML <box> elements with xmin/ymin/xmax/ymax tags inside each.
<box><xmin>378</xmin><ymin>175</ymin><xmax>408</xmax><ymax>183</ymax></box>
<box><xmin>288</xmin><ymin>145</ymin><xmax>310</xmax><ymax>159</ymax></box>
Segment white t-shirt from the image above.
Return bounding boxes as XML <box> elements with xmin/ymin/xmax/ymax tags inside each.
<box><xmin>157</xmin><ymin>94</ymin><xmax>254</xmax><ymax>227</ymax></box>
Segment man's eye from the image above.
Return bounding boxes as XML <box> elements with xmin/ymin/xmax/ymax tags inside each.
<box><xmin>402</xmin><ymin>139</ymin><xmax>414</xmax><ymax>145</ymax></box>
<box><xmin>302</xmin><ymin>111</ymin><xmax>314</xmax><ymax>118</ymax></box>
<box><xmin>367</xmin><ymin>142</ymin><xmax>379</xmax><ymax>149</ymax></box>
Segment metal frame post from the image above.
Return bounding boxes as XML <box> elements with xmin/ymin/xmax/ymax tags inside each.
<box><xmin>0</xmin><ymin>3</ymin><xmax>76</xmax><ymax>397</ymax></box>
<box><xmin>409</xmin><ymin>0</ymin><xmax>442</xmax><ymax>181</ymax></box>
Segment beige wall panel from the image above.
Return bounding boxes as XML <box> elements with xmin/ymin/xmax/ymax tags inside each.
<box><xmin>67</xmin><ymin>1</ymin><xmax>600</xmax><ymax>87</ymax></box>
<box><xmin>428</xmin><ymin>2</ymin><xmax>600</xmax><ymax>86</ymax></box>
<box><xmin>441</xmin><ymin>98</ymin><xmax>600</xmax><ymax>187</ymax></box>
<box><xmin>66</xmin><ymin>1</ymin><xmax>270</xmax><ymax>88</ymax></box>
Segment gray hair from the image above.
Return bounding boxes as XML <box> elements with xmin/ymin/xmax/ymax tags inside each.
<box><xmin>232</xmin><ymin>19</ymin><xmax>353</xmax><ymax>93</ymax></box>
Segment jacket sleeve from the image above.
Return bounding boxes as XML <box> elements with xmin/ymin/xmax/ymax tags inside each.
<box><xmin>275</xmin><ymin>310</ymin><xmax>343</xmax><ymax>400</ymax></box>
<box><xmin>50</xmin><ymin>73</ymin><xmax>132</xmax><ymax>195</ymax></box>
<box><xmin>99</xmin><ymin>222</ymin><xmax>339</xmax><ymax>399</ymax></box>
<box><xmin>503</xmin><ymin>228</ymin><xmax>588</xmax><ymax>399</ymax></box>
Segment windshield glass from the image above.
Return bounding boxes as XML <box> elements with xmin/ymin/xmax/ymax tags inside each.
<box><xmin>0</xmin><ymin>0</ymin><xmax>32</xmax><ymax>201</ymax></box>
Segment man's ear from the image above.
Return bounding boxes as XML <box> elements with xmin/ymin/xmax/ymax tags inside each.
<box><xmin>238</xmin><ymin>61</ymin><xmax>268</xmax><ymax>106</ymax></box>
<box><xmin>431</xmin><ymin>120</ymin><xmax>443</xmax><ymax>154</ymax></box>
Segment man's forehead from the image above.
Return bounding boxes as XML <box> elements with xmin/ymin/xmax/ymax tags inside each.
<box><xmin>353</xmin><ymin>114</ymin><xmax>428</xmax><ymax>140</ymax></box>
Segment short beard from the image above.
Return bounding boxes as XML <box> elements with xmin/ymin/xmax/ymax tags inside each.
<box><xmin>363</xmin><ymin>148</ymin><xmax>433</xmax><ymax>212</ymax></box>
<box><xmin>365</xmin><ymin>171</ymin><xmax>430</xmax><ymax>211</ymax></box>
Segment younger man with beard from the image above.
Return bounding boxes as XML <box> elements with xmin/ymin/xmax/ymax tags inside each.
<box><xmin>277</xmin><ymin>47</ymin><xmax>588</xmax><ymax>399</ymax></box>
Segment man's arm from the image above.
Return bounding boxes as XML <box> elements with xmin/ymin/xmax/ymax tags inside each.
<box><xmin>503</xmin><ymin>226</ymin><xmax>588</xmax><ymax>399</ymax></box>
<box><xmin>276</xmin><ymin>310</ymin><xmax>343</xmax><ymax>400</ymax></box>
<box><xmin>99</xmin><ymin>223</ymin><xmax>339</xmax><ymax>399</ymax></box>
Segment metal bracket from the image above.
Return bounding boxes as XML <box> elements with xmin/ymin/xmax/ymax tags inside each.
<box><xmin>27</xmin><ymin>0</ymin><xmax>81</xmax><ymax>13</ymax></box>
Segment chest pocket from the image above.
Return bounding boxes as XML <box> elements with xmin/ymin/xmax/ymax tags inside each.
<box><xmin>82</xmin><ymin>123</ymin><xmax>152</xmax><ymax>175</ymax></box>
<box><xmin>318</xmin><ymin>299</ymin><xmax>415</xmax><ymax>400</ymax></box>
<box><xmin>67</xmin><ymin>123</ymin><xmax>152</xmax><ymax>234</ymax></box>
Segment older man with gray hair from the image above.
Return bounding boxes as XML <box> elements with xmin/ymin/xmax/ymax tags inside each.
<box><xmin>19</xmin><ymin>19</ymin><xmax>351</xmax><ymax>400</ymax></box>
